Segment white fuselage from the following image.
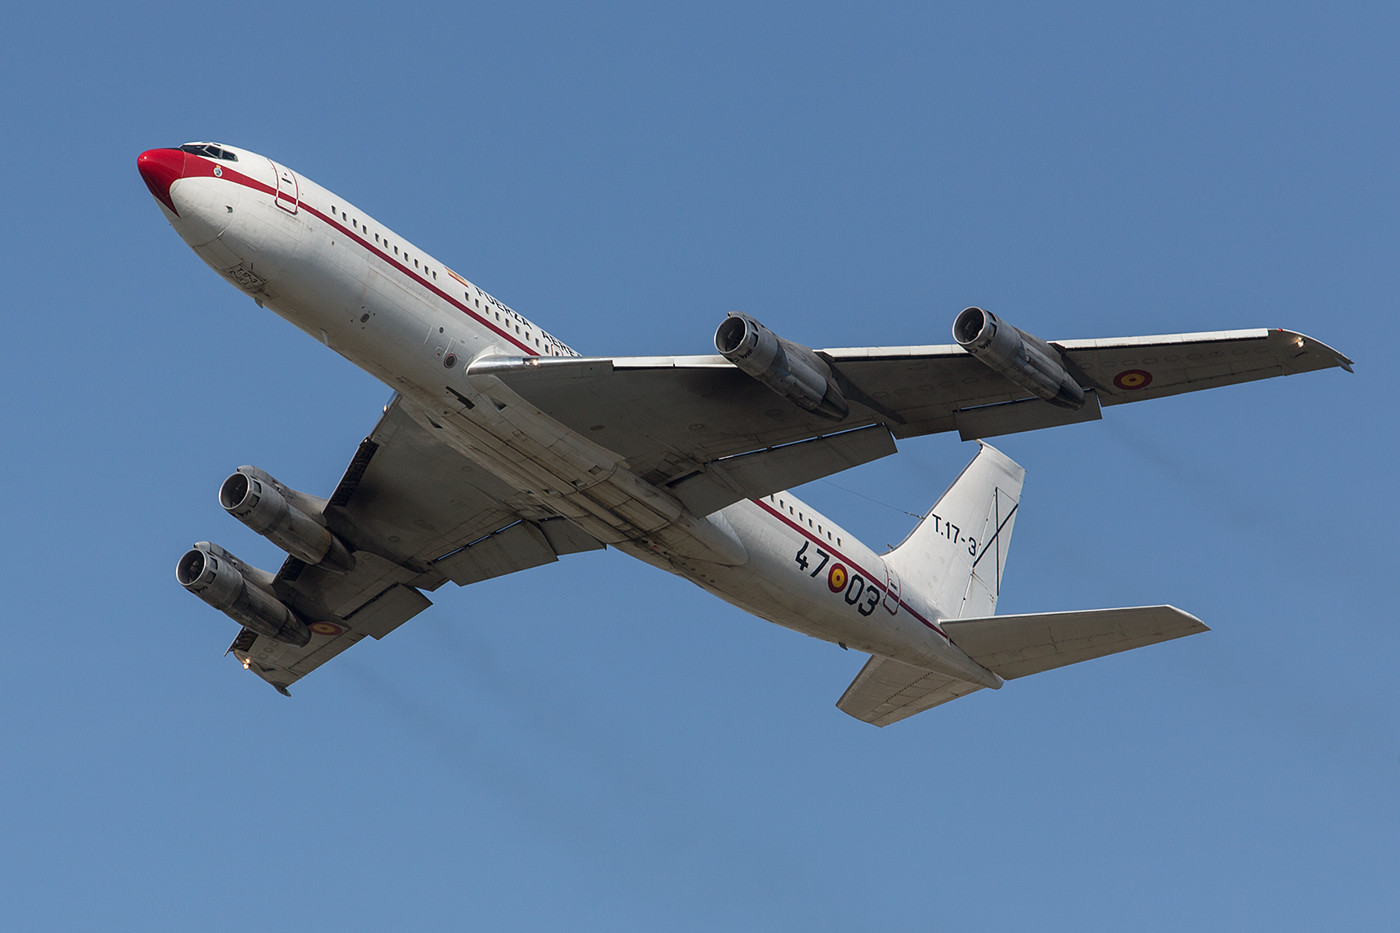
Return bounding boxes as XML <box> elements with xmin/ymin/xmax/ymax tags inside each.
<box><xmin>148</xmin><ymin>144</ymin><xmax>993</xmax><ymax>685</ymax></box>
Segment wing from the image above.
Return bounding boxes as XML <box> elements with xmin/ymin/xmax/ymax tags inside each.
<box><xmin>834</xmin><ymin>326</ymin><xmax>1351</xmax><ymax>439</ymax></box>
<box><xmin>470</xmin><ymin>327</ymin><xmax>1350</xmax><ymax>487</ymax></box>
<box><xmin>229</xmin><ymin>395</ymin><xmax>603</xmax><ymax>693</ymax></box>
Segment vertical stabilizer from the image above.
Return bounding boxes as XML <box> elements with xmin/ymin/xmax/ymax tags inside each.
<box><xmin>884</xmin><ymin>443</ymin><xmax>1025</xmax><ymax>619</ymax></box>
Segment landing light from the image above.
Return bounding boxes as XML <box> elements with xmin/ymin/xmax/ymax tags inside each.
<box><xmin>1295</xmin><ymin>336</ymin><xmax>1306</xmax><ymax>349</ymax></box>
<box><xmin>242</xmin><ymin>658</ymin><xmax>251</xmax><ymax>670</ymax></box>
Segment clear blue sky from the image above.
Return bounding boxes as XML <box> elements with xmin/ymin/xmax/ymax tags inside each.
<box><xmin>3</xmin><ymin>2</ymin><xmax>1395</xmax><ymax>929</ymax></box>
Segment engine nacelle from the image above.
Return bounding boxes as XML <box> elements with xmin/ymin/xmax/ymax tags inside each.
<box><xmin>952</xmin><ymin>307</ymin><xmax>1086</xmax><ymax>409</ymax></box>
<box><xmin>176</xmin><ymin>542</ymin><xmax>311</xmax><ymax>646</ymax></box>
<box><xmin>219</xmin><ymin>467</ymin><xmax>354</xmax><ymax>573</ymax></box>
<box><xmin>714</xmin><ymin>313</ymin><xmax>849</xmax><ymax>420</ymax></box>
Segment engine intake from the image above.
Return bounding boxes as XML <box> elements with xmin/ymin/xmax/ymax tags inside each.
<box><xmin>176</xmin><ymin>542</ymin><xmax>311</xmax><ymax>646</ymax></box>
<box><xmin>714</xmin><ymin>313</ymin><xmax>849</xmax><ymax>419</ymax></box>
<box><xmin>220</xmin><ymin>467</ymin><xmax>354</xmax><ymax>573</ymax></box>
<box><xmin>953</xmin><ymin>307</ymin><xmax>1086</xmax><ymax>409</ymax></box>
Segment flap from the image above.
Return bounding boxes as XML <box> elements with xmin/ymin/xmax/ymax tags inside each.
<box><xmin>434</xmin><ymin>521</ymin><xmax>558</xmax><ymax>586</ymax></box>
<box><xmin>666</xmin><ymin>425</ymin><xmax>897</xmax><ymax>516</ymax></box>
<box><xmin>954</xmin><ymin>391</ymin><xmax>1102</xmax><ymax>441</ymax></box>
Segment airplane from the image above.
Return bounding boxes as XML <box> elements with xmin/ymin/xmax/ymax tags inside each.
<box><xmin>139</xmin><ymin>142</ymin><xmax>1351</xmax><ymax>725</ymax></box>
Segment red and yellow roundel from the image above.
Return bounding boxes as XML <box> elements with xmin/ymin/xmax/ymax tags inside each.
<box><xmin>828</xmin><ymin>564</ymin><xmax>849</xmax><ymax>593</ymax></box>
<box><xmin>1113</xmin><ymin>369</ymin><xmax>1153</xmax><ymax>390</ymax></box>
<box><xmin>309</xmin><ymin>621</ymin><xmax>344</xmax><ymax>637</ymax></box>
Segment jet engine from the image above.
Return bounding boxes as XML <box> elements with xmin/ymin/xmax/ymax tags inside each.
<box><xmin>176</xmin><ymin>542</ymin><xmax>311</xmax><ymax>646</ymax></box>
<box><xmin>219</xmin><ymin>466</ymin><xmax>354</xmax><ymax>573</ymax></box>
<box><xmin>714</xmin><ymin>312</ymin><xmax>849</xmax><ymax>419</ymax></box>
<box><xmin>952</xmin><ymin>307</ymin><xmax>1086</xmax><ymax>409</ymax></box>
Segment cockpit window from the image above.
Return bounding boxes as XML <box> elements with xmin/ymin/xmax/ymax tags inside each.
<box><xmin>179</xmin><ymin>142</ymin><xmax>239</xmax><ymax>162</ymax></box>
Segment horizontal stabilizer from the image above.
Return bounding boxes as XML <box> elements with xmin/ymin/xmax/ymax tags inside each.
<box><xmin>836</xmin><ymin>654</ymin><xmax>989</xmax><ymax>727</ymax></box>
<box><xmin>942</xmin><ymin>605</ymin><xmax>1207</xmax><ymax>680</ymax></box>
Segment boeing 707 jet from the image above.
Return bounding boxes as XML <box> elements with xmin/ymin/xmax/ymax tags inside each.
<box><xmin>139</xmin><ymin>142</ymin><xmax>1350</xmax><ymax>725</ymax></box>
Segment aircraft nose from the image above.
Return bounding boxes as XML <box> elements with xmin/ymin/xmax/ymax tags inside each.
<box><xmin>137</xmin><ymin>148</ymin><xmax>187</xmax><ymax>216</ymax></box>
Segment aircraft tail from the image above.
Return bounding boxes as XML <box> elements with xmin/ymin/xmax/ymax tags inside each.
<box><xmin>884</xmin><ymin>442</ymin><xmax>1025</xmax><ymax>620</ymax></box>
<box><xmin>842</xmin><ymin>446</ymin><xmax>1210</xmax><ymax>727</ymax></box>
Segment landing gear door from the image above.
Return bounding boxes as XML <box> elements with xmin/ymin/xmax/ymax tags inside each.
<box><xmin>883</xmin><ymin>564</ymin><xmax>900</xmax><ymax>615</ymax></box>
<box><xmin>269</xmin><ymin>159</ymin><xmax>300</xmax><ymax>214</ymax></box>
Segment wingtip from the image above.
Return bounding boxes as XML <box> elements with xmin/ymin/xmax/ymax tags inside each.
<box><xmin>1162</xmin><ymin>604</ymin><xmax>1210</xmax><ymax>634</ymax></box>
<box><xmin>1273</xmin><ymin>329</ymin><xmax>1353</xmax><ymax>374</ymax></box>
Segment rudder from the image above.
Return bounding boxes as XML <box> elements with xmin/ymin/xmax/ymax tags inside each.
<box><xmin>884</xmin><ymin>442</ymin><xmax>1025</xmax><ymax>619</ymax></box>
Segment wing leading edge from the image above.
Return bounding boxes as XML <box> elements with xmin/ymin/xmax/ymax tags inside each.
<box><xmin>472</xmin><ymin>327</ymin><xmax>1350</xmax><ymax>487</ymax></box>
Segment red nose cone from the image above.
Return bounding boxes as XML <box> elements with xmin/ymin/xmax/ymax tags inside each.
<box><xmin>137</xmin><ymin>148</ymin><xmax>187</xmax><ymax>215</ymax></box>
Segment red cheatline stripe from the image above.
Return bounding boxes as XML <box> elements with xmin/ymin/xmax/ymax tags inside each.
<box><xmin>749</xmin><ymin>498</ymin><xmax>947</xmax><ymax>641</ymax></box>
<box><xmin>178</xmin><ymin>154</ymin><xmax>540</xmax><ymax>356</ymax></box>
<box><xmin>178</xmin><ymin>156</ymin><xmax>951</xmax><ymax>639</ymax></box>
